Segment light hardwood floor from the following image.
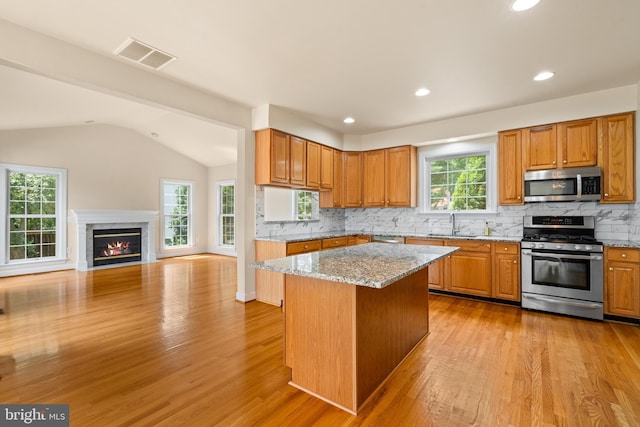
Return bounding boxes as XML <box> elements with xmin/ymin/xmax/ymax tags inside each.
<box><xmin>1</xmin><ymin>254</ymin><xmax>639</xmax><ymax>426</ymax></box>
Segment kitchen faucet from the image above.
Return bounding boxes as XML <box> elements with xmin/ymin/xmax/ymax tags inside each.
<box><xmin>450</xmin><ymin>212</ymin><xmax>457</xmax><ymax>236</ymax></box>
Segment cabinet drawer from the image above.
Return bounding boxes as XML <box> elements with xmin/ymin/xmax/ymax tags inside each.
<box><xmin>494</xmin><ymin>242</ymin><xmax>520</xmax><ymax>255</ymax></box>
<box><xmin>287</xmin><ymin>240</ymin><xmax>321</xmax><ymax>255</ymax></box>
<box><xmin>606</xmin><ymin>247</ymin><xmax>640</xmax><ymax>263</ymax></box>
<box><xmin>406</xmin><ymin>238</ymin><xmax>444</xmax><ymax>246</ymax></box>
<box><xmin>322</xmin><ymin>237</ymin><xmax>349</xmax><ymax>249</ymax></box>
<box><xmin>445</xmin><ymin>240</ymin><xmax>492</xmax><ymax>253</ymax></box>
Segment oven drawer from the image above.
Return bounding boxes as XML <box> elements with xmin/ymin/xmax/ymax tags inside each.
<box><xmin>606</xmin><ymin>247</ymin><xmax>640</xmax><ymax>263</ymax></box>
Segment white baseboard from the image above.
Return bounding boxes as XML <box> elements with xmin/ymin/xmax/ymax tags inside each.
<box><xmin>236</xmin><ymin>291</ymin><xmax>256</xmax><ymax>302</ymax></box>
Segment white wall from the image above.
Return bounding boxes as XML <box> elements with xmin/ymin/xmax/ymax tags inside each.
<box><xmin>208</xmin><ymin>162</ymin><xmax>237</xmax><ymax>256</ymax></box>
<box><xmin>346</xmin><ymin>84</ymin><xmax>638</xmax><ymax>150</ymax></box>
<box><xmin>0</xmin><ymin>124</ymin><xmax>210</xmax><ymax>274</ymax></box>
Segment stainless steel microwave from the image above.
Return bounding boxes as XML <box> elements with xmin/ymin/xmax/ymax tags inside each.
<box><xmin>524</xmin><ymin>167</ymin><xmax>601</xmax><ymax>202</ymax></box>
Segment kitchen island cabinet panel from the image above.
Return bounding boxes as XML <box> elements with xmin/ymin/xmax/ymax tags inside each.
<box><xmin>285</xmin><ymin>268</ymin><xmax>429</xmax><ymax>414</ymax></box>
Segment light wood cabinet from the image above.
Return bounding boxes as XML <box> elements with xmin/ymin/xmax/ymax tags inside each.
<box><xmin>557</xmin><ymin>118</ymin><xmax>598</xmax><ymax>168</ymax></box>
<box><xmin>599</xmin><ymin>112</ymin><xmax>636</xmax><ymax>204</ymax></box>
<box><xmin>320</xmin><ymin>146</ymin><xmax>334</xmax><ymax>189</ymax></box>
<box><xmin>363</xmin><ymin>146</ymin><xmax>417</xmax><ymax>208</ymax></box>
<box><xmin>498</xmin><ymin>130</ymin><xmax>523</xmax><ymax>205</ymax></box>
<box><xmin>255</xmin><ymin>239</ymin><xmax>321</xmax><ymax>306</ymax></box>
<box><xmin>605</xmin><ymin>247</ymin><xmax>640</xmax><ymax>318</ymax></box>
<box><xmin>256</xmin><ymin>129</ymin><xmax>307</xmax><ymax>187</ymax></box>
<box><xmin>343</xmin><ymin>151</ymin><xmax>363</xmax><ymax>207</ymax></box>
<box><xmin>493</xmin><ymin>243</ymin><xmax>521</xmax><ymax>301</ymax></box>
<box><xmin>321</xmin><ymin>236</ymin><xmax>349</xmax><ymax>250</ymax></box>
<box><xmin>522</xmin><ymin>119</ymin><xmax>598</xmax><ymax>171</ymax></box>
<box><xmin>406</xmin><ymin>238</ymin><xmax>445</xmax><ymax>290</ymax></box>
<box><xmin>320</xmin><ymin>149</ymin><xmax>343</xmax><ymax>208</ymax></box>
<box><xmin>306</xmin><ymin>141</ymin><xmax>321</xmax><ymax>189</ymax></box>
<box><xmin>523</xmin><ymin>124</ymin><xmax>557</xmax><ymax>171</ymax></box>
<box><xmin>445</xmin><ymin>240</ymin><xmax>493</xmax><ymax>297</ymax></box>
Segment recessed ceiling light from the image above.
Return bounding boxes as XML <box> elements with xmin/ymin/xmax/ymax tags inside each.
<box><xmin>343</xmin><ymin>117</ymin><xmax>355</xmax><ymax>124</ymax></box>
<box><xmin>511</xmin><ymin>0</ymin><xmax>540</xmax><ymax>12</ymax></box>
<box><xmin>534</xmin><ymin>71</ymin><xmax>554</xmax><ymax>81</ymax></box>
<box><xmin>415</xmin><ymin>88</ymin><xmax>431</xmax><ymax>97</ymax></box>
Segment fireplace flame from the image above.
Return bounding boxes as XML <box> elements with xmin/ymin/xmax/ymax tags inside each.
<box><xmin>103</xmin><ymin>241</ymin><xmax>131</xmax><ymax>257</ymax></box>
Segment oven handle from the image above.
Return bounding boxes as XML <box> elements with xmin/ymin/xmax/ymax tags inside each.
<box><xmin>521</xmin><ymin>249</ymin><xmax>603</xmax><ymax>261</ymax></box>
<box><xmin>523</xmin><ymin>294</ymin><xmax>602</xmax><ymax>309</ymax></box>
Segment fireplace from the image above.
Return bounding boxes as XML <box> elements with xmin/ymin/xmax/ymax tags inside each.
<box><xmin>93</xmin><ymin>228</ymin><xmax>142</xmax><ymax>267</ymax></box>
<box><xmin>72</xmin><ymin>210</ymin><xmax>158</xmax><ymax>271</ymax></box>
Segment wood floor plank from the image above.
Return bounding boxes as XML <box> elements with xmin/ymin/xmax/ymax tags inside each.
<box><xmin>1</xmin><ymin>254</ymin><xmax>639</xmax><ymax>426</ymax></box>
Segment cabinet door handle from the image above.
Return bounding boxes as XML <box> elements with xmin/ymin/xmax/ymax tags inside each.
<box><xmin>513</xmin><ymin>260</ymin><xmax>517</xmax><ymax>264</ymax></box>
<box><xmin>552</xmin><ymin>160</ymin><xmax>557</xmax><ymax>165</ymax></box>
<box><xmin>622</xmin><ymin>253</ymin><xmax>627</xmax><ymax>258</ymax></box>
<box><xmin>563</xmin><ymin>160</ymin><xmax>567</xmax><ymax>164</ymax></box>
<box><xmin>517</xmin><ymin>195</ymin><xmax>521</xmax><ymax>200</ymax></box>
<box><xmin>604</xmin><ymin>193</ymin><xmax>609</xmax><ymax>197</ymax></box>
<box><xmin>504</xmin><ymin>247</ymin><xmax>509</xmax><ymax>251</ymax></box>
<box><xmin>609</xmin><ymin>267</ymin><xmax>614</xmax><ymax>271</ymax></box>
<box><xmin>304</xmin><ymin>245</ymin><xmax>309</xmax><ymax>249</ymax></box>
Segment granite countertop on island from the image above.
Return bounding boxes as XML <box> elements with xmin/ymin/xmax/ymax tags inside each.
<box><xmin>251</xmin><ymin>242</ymin><xmax>458</xmax><ymax>289</ymax></box>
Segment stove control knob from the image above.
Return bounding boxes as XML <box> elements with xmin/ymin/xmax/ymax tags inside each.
<box><xmin>556</xmin><ymin>245</ymin><xmax>562</xmax><ymax>249</ymax></box>
<box><xmin>584</xmin><ymin>245</ymin><xmax>592</xmax><ymax>251</ymax></box>
<box><xmin>536</xmin><ymin>243</ymin><xmax>545</xmax><ymax>249</ymax></box>
<box><xmin>575</xmin><ymin>245</ymin><xmax>582</xmax><ymax>251</ymax></box>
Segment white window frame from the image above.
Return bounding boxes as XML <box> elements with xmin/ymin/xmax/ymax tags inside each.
<box><xmin>161</xmin><ymin>179</ymin><xmax>194</xmax><ymax>250</ymax></box>
<box><xmin>0</xmin><ymin>163</ymin><xmax>68</xmax><ymax>267</ymax></box>
<box><xmin>294</xmin><ymin>190</ymin><xmax>314</xmax><ymax>221</ymax></box>
<box><xmin>217</xmin><ymin>180</ymin><xmax>235</xmax><ymax>248</ymax></box>
<box><xmin>418</xmin><ymin>139</ymin><xmax>497</xmax><ymax>215</ymax></box>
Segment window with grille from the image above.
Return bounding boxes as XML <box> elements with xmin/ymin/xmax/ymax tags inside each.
<box><xmin>162</xmin><ymin>180</ymin><xmax>193</xmax><ymax>248</ymax></box>
<box><xmin>429</xmin><ymin>155</ymin><xmax>487</xmax><ymax>211</ymax></box>
<box><xmin>1</xmin><ymin>164</ymin><xmax>67</xmax><ymax>265</ymax></box>
<box><xmin>218</xmin><ymin>182</ymin><xmax>235</xmax><ymax>247</ymax></box>
<box><xmin>295</xmin><ymin>191</ymin><xmax>313</xmax><ymax>220</ymax></box>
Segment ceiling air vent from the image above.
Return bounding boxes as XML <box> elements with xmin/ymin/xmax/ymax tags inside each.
<box><xmin>113</xmin><ymin>38</ymin><xmax>177</xmax><ymax>70</ymax></box>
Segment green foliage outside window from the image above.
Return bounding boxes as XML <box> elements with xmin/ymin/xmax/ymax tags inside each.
<box><xmin>430</xmin><ymin>155</ymin><xmax>487</xmax><ymax>211</ymax></box>
<box><xmin>220</xmin><ymin>184</ymin><xmax>235</xmax><ymax>246</ymax></box>
<box><xmin>164</xmin><ymin>183</ymin><xmax>190</xmax><ymax>247</ymax></box>
<box><xmin>8</xmin><ymin>172</ymin><xmax>57</xmax><ymax>260</ymax></box>
<box><xmin>296</xmin><ymin>191</ymin><xmax>313</xmax><ymax>220</ymax></box>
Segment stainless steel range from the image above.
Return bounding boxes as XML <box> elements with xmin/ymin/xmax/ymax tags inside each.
<box><xmin>521</xmin><ymin>216</ymin><xmax>604</xmax><ymax>320</ymax></box>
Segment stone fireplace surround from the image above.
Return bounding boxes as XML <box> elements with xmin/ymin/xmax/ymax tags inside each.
<box><xmin>72</xmin><ymin>210</ymin><xmax>158</xmax><ymax>271</ymax></box>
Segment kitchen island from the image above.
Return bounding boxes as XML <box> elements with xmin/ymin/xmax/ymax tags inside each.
<box><xmin>252</xmin><ymin>242</ymin><xmax>457</xmax><ymax>414</ymax></box>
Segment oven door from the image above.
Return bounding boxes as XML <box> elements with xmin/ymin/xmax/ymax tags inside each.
<box><xmin>521</xmin><ymin>249</ymin><xmax>603</xmax><ymax>302</ymax></box>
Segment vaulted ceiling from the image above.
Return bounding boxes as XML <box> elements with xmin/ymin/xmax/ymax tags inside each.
<box><xmin>1</xmin><ymin>0</ymin><xmax>639</xmax><ymax>166</ymax></box>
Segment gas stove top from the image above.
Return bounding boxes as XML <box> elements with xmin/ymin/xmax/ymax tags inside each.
<box><xmin>521</xmin><ymin>216</ymin><xmax>603</xmax><ymax>252</ymax></box>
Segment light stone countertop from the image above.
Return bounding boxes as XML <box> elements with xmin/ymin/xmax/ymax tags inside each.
<box><xmin>600</xmin><ymin>239</ymin><xmax>640</xmax><ymax>248</ymax></box>
<box><xmin>251</xmin><ymin>242</ymin><xmax>458</xmax><ymax>289</ymax></box>
<box><xmin>256</xmin><ymin>232</ymin><xmax>522</xmax><ymax>243</ymax></box>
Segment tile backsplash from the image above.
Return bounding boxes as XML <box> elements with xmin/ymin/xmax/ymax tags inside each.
<box><xmin>256</xmin><ymin>186</ymin><xmax>638</xmax><ymax>241</ymax></box>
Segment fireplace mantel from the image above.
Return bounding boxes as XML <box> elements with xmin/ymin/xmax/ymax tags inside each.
<box><xmin>72</xmin><ymin>210</ymin><xmax>159</xmax><ymax>271</ymax></box>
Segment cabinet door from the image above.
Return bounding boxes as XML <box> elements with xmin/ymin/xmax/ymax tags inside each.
<box><xmin>385</xmin><ymin>146</ymin><xmax>417</xmax><ymax>207</ymax></box>
<box><xmin>557</xmin><ymin>118</ymin><xmax>597</xmax><ymax>168</ymax></box>
<box><xmin>599</xmin><ymin>113</ymin><xmax>635</xmax><ymax>203</ymax></box>
<box><xmin>320</xmin><ymin>149</ymin><xmax>343</xmax><ymax>208</ymax></box>
<box><xmin>493</xmin><ymin>252</ymin><xmax>520</xmax><ymax>301</ymax></box>
<box><xmin>406</xmin><ymin>238</ymin><xmax>445</xmax><ymax>290</ymax></box>
<box><xmin>254</xmin><ymin>129</ymin><xmax>290</xmax><ymax>185</ymax></box>
<box><xmin>446</xmin><ymin>251</ymin><xmax>492</xmax><ymax>297</ymax></box>
<box><xmin>523</xmin><ymin>125</ymin><xmax>557</xmax><ymax>171</ymax></box>
<box><xmin>290</xmin><ymin>136</ymin><xmax>307</xmax><ymax>187</ymax></box>
<box><xmin>343</xmin><ymin>152</ymin><xmax>363</xmax><ymax>207</ymax></box>
<box><xmin>498</xmin><ymin>130</ymin><xmax>524</xmax><ymax>205</ymax></box>
<box><xmin>305</xmin><ymin>141</ymin><xmax>321</xmax><ymax>189</ymax></box>
<box><xmin>320</xmin><ymin>146</ymin><xmax>334</xmax><ymax>189</ymax></box>
<box><xmin>363</xmin><ymin>149</ymin><xmax>386</xmax><ymax>207</ymax></box>
<box><xmin>605</xmin><ymin>261</ymin><xmax>640</xmax><ymax>318</ymax></box>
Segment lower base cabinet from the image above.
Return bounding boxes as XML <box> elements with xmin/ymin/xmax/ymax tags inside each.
<box><xmin>406</xmin><ymin>238</ymin><xmax>520</xmax><ymax>302</ymax></box>
<box><xmin>255</xmin><ymin>236</ymin><xmax>369</xmax><ymax>306</ymax></box>
<box><xmin>605</xmin><ymin>247</ymin><xmax>640</xmax><ymax>319</ymax></box>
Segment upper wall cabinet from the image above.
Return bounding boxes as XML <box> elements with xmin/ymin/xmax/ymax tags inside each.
<box><xmin>256</xmin><ymin>129</ymin><xmax>307</xmax><ymax>187</ymax></box>
<box><xmin>363</xmin><ymin>146</ymin><xmax>417</xmax><ymax>208</ymax></box>
<box><xmin>522</xmin><ymin>119</ymin><xmax>597</xmax><ymax>171</ymax></box>
<box><xmin>498</xmin><ymin>130</ymin><xmax>523</xmax><ymax>205</ymax></box>
<box><xmin>598</xmin><ymin>112</ymin><xmax>636</xmax><ymax>204</ymax></box>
